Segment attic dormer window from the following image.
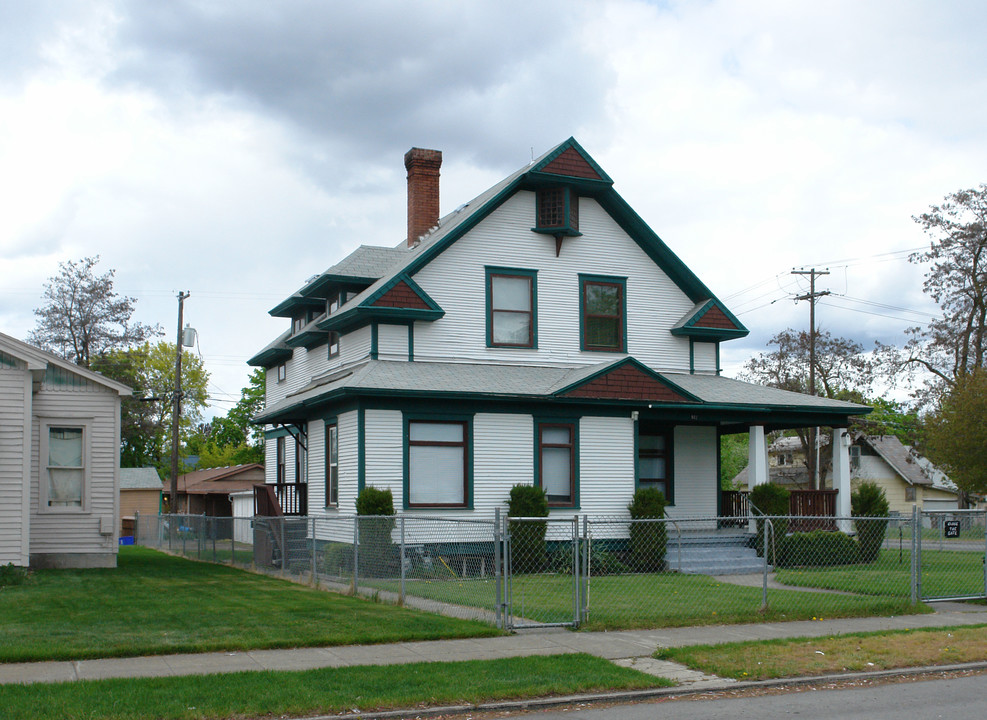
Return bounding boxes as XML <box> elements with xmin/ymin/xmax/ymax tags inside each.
<box><xmin>535</xmin><ymin>187</ymin><xmax>579</xmax><ymax>233</ymax></box>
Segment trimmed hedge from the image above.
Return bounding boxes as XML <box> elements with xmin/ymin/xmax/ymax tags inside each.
<box><xmin>777</xmin><ymin>530</ymin><xmax>860</xmax><ymax>568</ymax></box>
<box><xmin>628</xmin><ymin>488</ymin><xmax>667</xmax><ymax>571</ymax></box>
<box><xmin>508</xmin><ymin>485</ymin><xmax>549</xmax><ymax>572</ymax></box>
<box><xmin>750</xmin><ymin>482</ymin><xmax>790</xmax><ymax>556</ymax></box>
<box><xmin>356</xmin><ymin>486</ymin><xmax>396</xmax><ymax>578</ymax></box>
<box><xmin>852</xmin><ymin>481</ymin><xmax>890</xmax><ymax>563</ymax></box>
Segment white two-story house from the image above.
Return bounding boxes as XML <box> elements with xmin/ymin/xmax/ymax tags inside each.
<box><xmin>249</xmin><ymin>138</ymin><xmax>868</xmax><ymax>524</ymax></box>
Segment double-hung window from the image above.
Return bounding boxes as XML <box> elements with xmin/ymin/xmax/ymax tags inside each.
<box><xmin>580</xmin><ymin>275</ymin><xmax>626</xmax><ymax>352</ymax></box>
<box><xmin>276</xmin><ymin>436</ymin><xmax>286</xmax><ymax>484</ymax></box>
<box><xmin>43</xmin><ymin>423</ymin><xmax>87</xmax><ymax>510</ymax></box>
<box><xmin>328</xmin><ymin>332</ymin><xmax>340</xmax><ymax>358</ymax></box>
<box><xmin>537</xmin><ymin>422</ymin><xmax>577</xmax><ymax>507</ymax></box>
<box><xmin>486</xmin><ymin>267</ymin><xmax>537</xmax><ymax>348</ymax></box>
<box><xmin>638</xmin><ymin>431</ymin><xmax>672</xmax><ymax>503</ymax></box>
<box><xmin>407</xmin><ymin>419</ymin><xmax>470</xmax><ymax>507</ymax></box>
<box><xmin>325</xmin><ymin>422</ymin><xmax>338</xmax><ymax>507</ymax></box>
<box><xmin>295</xmin><ymin>423</ymin><xmax>308</xmax><ymax>484</ymax></box>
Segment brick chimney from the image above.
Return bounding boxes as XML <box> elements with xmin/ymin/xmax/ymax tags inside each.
<box><xmin>404</xmin><ymin>147</ymin><xmax>442</xmax><ymax>247</ymax></box>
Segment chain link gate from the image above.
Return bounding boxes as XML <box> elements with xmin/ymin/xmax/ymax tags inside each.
<box><xmin>503</xmin><ymin>515</ymin><xmax>581</xmax><ymax>629</ymax></box>
<box><xmin>915</xmin><ymin>508</ymin><xmax>987</xmax><ymax>603</ymax></box>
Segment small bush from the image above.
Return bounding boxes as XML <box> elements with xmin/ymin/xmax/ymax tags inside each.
<box><xmin>750</xmin><ymin>483</ymin><xmax>790</xmax><ymax>556</ymax></box>
<box><xmin>0</xmin><ymin>563</ymin><xmax>30</xmax><ymax>588</ymax></box>
<box><xmin>778</xmin><ymin>530</ymin><xmax>860</xmax><ymax>568</ymax></box>
<box><xmin>852</xmin><ymin>481</ymin><xmax>890</xmax><ymax>563</ymax></box>
<box><xmin>356</xmin><ymin>486</ymin><xmax>396</xmax><ymax>578</ymax></box>
<box><xmin>507</xmin><ymin>485</ymin><xmax>549</xmax><ymax>573</ymax></box>
<box><xmin>628</xmin><ymin>488</ymin><xmax>667</xmax><ymax>572</ymax></box>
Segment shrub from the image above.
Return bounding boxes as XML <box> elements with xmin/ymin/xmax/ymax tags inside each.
<box><xmin>507</xmin><ymin>484</ymin><xmax>549</xmax><ymax>573</ymax></box>
<box><xmin>627</xmin><ymin>487</ymin><xmax>667</xmax><ymax>571</ymax></box>
<box><xmin>852</xmin><ymin>481</ymin><xmax>890</xmax><ymax>563</ymax></box>
<box><xmin>750</xmin><ymin>482</ymin><xmax>790</xmax><ymax>557</ymax></box>
<box><xmin>356</xmin><ymin>486</ymin><xmax>396</xmax><ymax>577</ymax></box>
<box><xmin>0</xmin><ymin>563</ymin><xmax>29</xmax><ymax>588</ymax></box>
<box><xmin>777</xmin><ymin>530</ymin><xmax>860</xmax><ymax>567</ymax></box>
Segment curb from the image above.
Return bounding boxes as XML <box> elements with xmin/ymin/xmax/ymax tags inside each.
<box><xmin>303</xmin><ymin>660</ymin><xmax>987</xmax><ymax>720</ymax></box>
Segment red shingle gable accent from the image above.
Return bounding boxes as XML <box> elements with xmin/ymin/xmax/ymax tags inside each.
<box><xmin>372</xmin><ymin>281</ymin><xmax>431</xmax><ymax>309</ymax></box>
<box><xmin>694</xmin><ymin>305</ymin><xmax>739</xmax><ymax>331</ymax></box>
<box><xmin>563</xmin><ymin>365</ymin><xmax>692</xmax><ymax>402</ymax></box>
<box><xmin>541</xmin><ymin>147</ymin><xmax>602</xmax><ymax>180</ymax></box>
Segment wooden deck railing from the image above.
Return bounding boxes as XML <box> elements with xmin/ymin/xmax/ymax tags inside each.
<box><xmin>721</xmin><ymin>489</ymin><xmax>838</xmax><ymax>532</ymax></box>
<box><xmin>253</xmin><ymin>482</ymin><xmax>308</xmax><ymax>517</ymax></box>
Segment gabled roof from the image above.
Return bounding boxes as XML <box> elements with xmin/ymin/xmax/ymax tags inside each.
<box><xmin>318</xmin><ymin>273</ymin><xmax>444</xmax><ymax>333</ymax></box>
<box><xmin>671</xmin><ymin>299</ymin><xmax>749</xmax><ymax>341</ymax></box>
<box><xmin>857</xmin><ymin>434</ymin><xmax>956</xmax><ymax>491</ymax></box>
<box><xmin>120</xmin><ymin>467</ymin><xmax>164</xmax><ymax>490</ymax></box>
<box><xmin>176</xmin><ymin>464</ymin><xmax>265</xmax><ymax>494</ymax></box>
<box><xmin>257</xmin><ymin>137</ymin><xmax>748</xmax><ymax>345</ymax></box>
<box><xmin>247</xmin><ymin>329</ymin><xmax>292</xmax><ymax>368</ymax></box>
<box><xmin>0</xmin><ymin>331</ymin><xmax>133</xmax><ymax>395</ymax></box>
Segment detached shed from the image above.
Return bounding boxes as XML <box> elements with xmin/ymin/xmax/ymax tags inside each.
<box><xmin>119</xmin><ymin>467</ymin><xmax>163</xmax><ymax>535</ymax></box>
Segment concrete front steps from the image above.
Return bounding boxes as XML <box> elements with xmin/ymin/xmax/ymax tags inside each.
<box><xmin>666</xmin><ymin>531</ymin><xmax>770</xmax><ymax>575</ymax></box>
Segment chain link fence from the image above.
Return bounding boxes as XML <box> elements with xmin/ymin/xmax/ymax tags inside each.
<box><xmin>132</xmin><ymin>508</ymin><xmax>987</xmax><ymax>631</ymax></box>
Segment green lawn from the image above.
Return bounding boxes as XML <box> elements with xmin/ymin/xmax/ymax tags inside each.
<box><xmin>776</xmin><ymin>548</ymin><xmax>986</xmax><ymax>599</ymax></box>
<box><xmin>0</xmin><ymin>654</ymin><xmax>669</xmax><ymax>720</ymax></box>
<box><xmin>0</xmin><ymin>547</ymin><xmax>499</xmax><ymax>663</ymax></box>
<box><xmin>368</xmin><ymin>571</ymin><xmax>924</xmax><ymax>630</ymax></box>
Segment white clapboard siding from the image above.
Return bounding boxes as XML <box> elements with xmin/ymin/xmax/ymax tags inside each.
<box><xmin>314</xmin><ymin>410</ymin><xmax>360</xmax><ymax>543</ymax></box>
<box><xmin>28</xmin><ymin>384</ymin><xmax>120</xmax><ymax>558</ymax></box>
<box><xmin>306</xmin><ymin>418</ymin><xmax>326</xmax><ymax>511</ymax></box>
<box><xmin>692</xmin><ymin>342</ymin><xmax>717</xmax><ymax>373</ymax></box>
<box><xmin>473</xmin><ymin>413</ymin><xmax>533</xmax><ymax>515</ymax></box>
<box><xmin>0</xmin><ymin>368</ymin><xmax>30</xmax><ymax>565</ymax></box>
<box><xmin>666</xmin><ymin>425</ymin><xmax>718</xmax><ymax>521</ymax></box>
<box><xmin>377</xmin><ymin>324</ymin><xmax>410</xmax><ymax>361</ymax></box>
<box><xmin>412</xmin><ymin>193</ymin><xmax>697</xmax><ymax>371</ymax></box>
<box><xmin>363</xmin><ymin>409</ymin><xmax>403</xmax><ymax>504</ymax></box>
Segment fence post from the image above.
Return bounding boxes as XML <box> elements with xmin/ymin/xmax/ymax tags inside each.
<box><xmin>399</xmin><ymin>516</ymin><xmax>406</xmax><ymax>606</ymax></box>
<box><xmin>231</xmin><ymin>518</ymin><xmax>235</xmax><ymax>565</ymax></box>
<box><xmin>134</xmin><ymin>510</ymin><xmax>140</xmax><ymax>544</ymax></box>
<box><xmin>494</xmin><ymin>508</ymin><xmax>502</xmax><ymax>629</ymax></box>
<box><xmin>280</xmin><ymin>518</ymin><xmax>287</xmax><ymax>576</ymax></box>
<box><xmin>353</xmin><ymin>517</ymin><xmax>360</xmax><ymax>595</ymax></box>
<box><xmin>581</xmin><ymin>515</ymin><xmax>590</xmax><ymax>624</ymax></box>
<box><xmin>912</xmin><ymin>505</ymin><xmax>922</xmax><ymax>605</ymax></box>
<box><xmin>983</xmin><ymin>510</ymin><xmax>987</xmax><ymax>599</ymax></box>
<box><xmin>761</xmin><ymin>519</ymin><xmax>770</xmax><ymax>611</ymax></box>
<box><xmin>571</xmin><ymin>516</ymin><xmax>579</xmax><ymax>627</ymax></box>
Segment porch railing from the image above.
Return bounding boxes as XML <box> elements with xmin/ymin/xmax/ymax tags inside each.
<box><xmin>254</xmin><ymin>482</ymin><xmax>308</xmax><ymax>516</ymax></box>
<box><xmin>722</xmin><ymin>489</ymin><xmax>838</xmax><ymax>531</ymax></box>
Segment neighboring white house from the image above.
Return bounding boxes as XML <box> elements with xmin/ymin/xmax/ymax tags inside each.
<box><xmin>850</xmin><ymin>434</ymin><xmax>960</xmax><ymax>514</ymax></box>
<box><xmin>249</xmin><ymin>138</ymin><xmax>868</xmax><ymax>531</ymax></box>
<box><xmin>1</xmin><ymin>331</ymin><xmax>132</xmax><ymax>568</ymax></box>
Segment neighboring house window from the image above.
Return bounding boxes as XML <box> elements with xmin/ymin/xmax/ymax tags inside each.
<box><xmin>276</xmin><ymin>436</ymin><xmax>286</xmax><ymax>484</ymax></box>
<box><xmin>407</xmin><ymin>420</ymin><xmax>469</xmax><ymax>507</ymax></box>
<box><xmin>638</xmin><ymin>431</ymin><xmax>673</xmax><ymax>503</ymax></box>
<box><xmin>277</xmin><ymin>364</ymin><xmax>286</xmax><ymax>383</ymax></box>
<box><xmin>43</xmin><ymin>424</ymin><xmax>86</xmax><ymax>510</ymax></box>
<box><xmin>537</xmin><ymin>422</ymin><xmax>577</xmax><ymax>507</ymax></box>
<box><xmin>325</xmin><ymin>422</ymin><xmax>338</xmax><ymax>507</ymax></box>
<box><xmin>295</xmin><ymin>424</ymin><xmax>307</xmax><ymax>483</ymax></box>
<box><xmin>486</xmin><ymin>267</ymin><xmax>537</xmax><ymax>348</ymax></box>
<box><xmin>328</xmin><ymin>332</ymin><xmax>340</xmax><ymax>358</ymax></box>
<box><xmin>580</xmin><ymin>275</ymin><xmax>626</xmax><ymax>352</ymax></box>
<box><xmin>905</xmin><ymin>486</ymin><xmax>916</xmax><ymax>502</ymax></box>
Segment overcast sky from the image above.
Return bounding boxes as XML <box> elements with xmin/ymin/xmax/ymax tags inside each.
<box><xmin>2</xmin><ymin>0</ymin><xmax>985</xmax><ymax>416</ymax></box>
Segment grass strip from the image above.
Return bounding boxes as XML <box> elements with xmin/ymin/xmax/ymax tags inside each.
<box><xmin>656</xmin><ymin>624</ymin><xmax>987</xmax><ymax>680</ymax></box>
<box><xmin>0</xmin><ymin>653</ymin><xmax>670</xmax><ymax>720</ymax></box>
<box><xmin>0</xmin><ymin>547</ymin><xmax>498</xmax><ymax>663</ymax></box>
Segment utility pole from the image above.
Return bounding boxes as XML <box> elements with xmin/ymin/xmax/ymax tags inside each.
<box><xmin>170</xmin><ymin>291</ymin><xmax>189</xmax><ymax>515</ymax></box>
<box><xmin>792</xmin><ymin>268</ymin><xmax>830</xmax><ymax>490</ymax></box>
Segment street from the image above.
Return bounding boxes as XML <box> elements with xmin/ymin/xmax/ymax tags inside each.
<box><xmin>478</xmin><ymin>671</ymin><xmax>987</xmax><ymax>720</ymax></box>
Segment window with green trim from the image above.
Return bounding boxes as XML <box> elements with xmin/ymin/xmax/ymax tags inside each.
<box><xmin>638</xmin><ymin>430</ymin><xmax>673</xmax><ymax>503</ymax></box>
<box><xmin>328</xmin><ymin>332</ymin><xmax>340</xmax><ymax>358</ymax></box>
<box><xmin>536</xmin><ymin>187</ymin><xmax>578</xmax><ymax>233</ymax></box>
<box><xmin>486</xmin><ymin>268</ymin><xmax>536</xmax><ymax>348</ymax></box>
<box><xmin>581</xmin><ymin>277</ymin><xmax>625</xmax><ymax>352</ymax></box>
<box><xmin>325</xmin><ymin>422</ymin><xmax>338</xmax><ymax>507</ymax></box>
<box><xmin>537</xmin><ymin>422</ymin><xmax>576</xmax><ymax>507</ymax></box>
<box><xmin>408</xmin><ymin>420</ymin><xmax>469</xmax><ymax>507</ymax></box>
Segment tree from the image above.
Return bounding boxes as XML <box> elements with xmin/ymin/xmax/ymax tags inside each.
<box><xmin>719</xmin><ymin>433</ymin><xmax>749</xmax><ymax>488</ymax></box>
<box><xmin>189</xmin><ymin>370</ymin><xmax>266</xmax><ymax>469</ymax></box>
<box><xmin>924</xmin><ymin>368</ymin><xmax>987</xmax><ymax>495</ymax></box>
<box><xmin>29</xmin><ymin>256</ymin><xmax>160</xmax><ymax>367</ymax></box>
<box><xmin>849</xmin><ymin>397</ymin><xmax>921</xmax><ymax>446</ymax></box>
<box><xmin>743</xmin><ymin>328</ymin><xmax>874</xmax><ymax>486</ymax></box>
<box><xmin>878</xmin><ymin>185</ymin><xmax>987</xmax><ymax>408</ymax></box>
<box><xmin>92</xmin><ymin>341</ymin><xmax>210</xmax><ymax>474</ymax></box>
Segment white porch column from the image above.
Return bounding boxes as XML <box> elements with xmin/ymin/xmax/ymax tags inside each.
<box><xmin>747</xmin><ymin>425</ymin><xmax>769</xmax><ymax>489</ymax></box>
<box><xmin>833</xmin><ymin>427</ymin><xmax>852</xmax><ymax>532</ymax></box>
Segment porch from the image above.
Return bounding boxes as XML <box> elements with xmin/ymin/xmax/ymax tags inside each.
<box><xmin>721</xmin><ymin>489</ymin><xmax>839</xmax><ymax>532</ymax></box>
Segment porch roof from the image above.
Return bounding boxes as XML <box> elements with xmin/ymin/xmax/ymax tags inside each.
<box><xmin>254</xmin><ymin>359</ymin><xmax>869</xmax><ymax>427</ymax></box>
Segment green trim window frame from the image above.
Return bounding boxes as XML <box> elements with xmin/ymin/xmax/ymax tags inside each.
<box><xmin>40</xmin><ymin>420</ymin><xmax>90</xmax><ymax>512</ymax></box>
<box><xmin>637</xmin><ymin>429</ymin><xmax>673</xmax><ymax>504</ymax></box>
<box><xmin>328</xmin><ymin>331</ymin><xmax>340</xmax><ymax>358</ymax></box>
<box><xmin>276</xmin><ymin>363</ymin><xmax>286</xmax><ymax>383</ymax></box>
<box><xmin>404</xmin><ymin>416</ymin><xmax>473</xmax><ymax>509</ymax></box>
<box><xmin>579</xmin><ymin>275</ymin><xmax>627</xmax><ymax>352</ymax></box>
<box><xmin>485</xmin><ymin>266</ymin><xmax>537</xmax><ymax>348</ymax></box>
<box><xmin>325</xmin><ymin>422</ymin><xmax>338</xmax><ymax>507</ymax></box>
<box><xmin>276</xmin><ymin>436</ymin><xmax>286</xmax><ymax>484</ymax></box>
<box><xmin>535</xmin><ymin>187</ymin><xmax>579</xmax><ymax>233</ymax></box>
<box><xmin>535</xmin><ymin>420</ymin><xmax>579</xmax><ymax>508</ymax></box>
<box><xmin>295</xmin><ymin>423</ymin><xmax>307</xmax><ymax>484</ymax></box>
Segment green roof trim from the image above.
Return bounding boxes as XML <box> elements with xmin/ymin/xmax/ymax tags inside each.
<box><xmin>530</xmin><ymin>137</ymin><xmax>614</xmax><ymax>185</ymax></box>
<box><xmin>299</xmin><ymin>274</ymin><xmax>377</xmax><ymax>299</ymax></box>
<box><xmin>269</xmin><ymin>294</ymin><xmax>326</xmax><ymax>318</ymax></box>
<box><xmin>319</xmin><ymin>274</ymin><xmax>444</xmax><ymax>333</ymax></box>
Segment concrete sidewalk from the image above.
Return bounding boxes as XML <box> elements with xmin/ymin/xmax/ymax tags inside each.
<box><xmin>2</xmin><ymin>602</ymin><xmax>986</xmax><ymax>687</ymax></box>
